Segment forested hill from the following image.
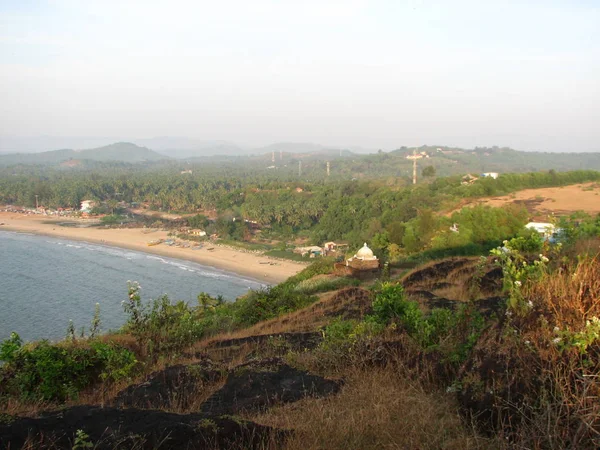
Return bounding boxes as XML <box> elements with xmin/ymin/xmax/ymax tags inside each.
<box><xmin>0</xmin><ymin>142</ymin><xmax>168</xmax><ymax>165</ymax></box>
<box><xmin>3</xmin><ymin>142</ymin><xmax>600</xmax><ymax>178</ymax></box>
<box><xmin>335</xmin><ymin>146</ymin><xmax>600</xmax><ymax>179</ymax></box>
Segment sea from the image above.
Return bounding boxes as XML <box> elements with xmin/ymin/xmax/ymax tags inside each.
<box><xmin>0</xmin><ymin>231</ymin><xmax>264</xmax><ymax>342</ymax></box>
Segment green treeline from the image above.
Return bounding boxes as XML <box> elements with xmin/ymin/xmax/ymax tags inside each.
<box><xmin>1</xmin><ymin>166</ymin><xmax>599</xmax><ymax>256</ymax></box>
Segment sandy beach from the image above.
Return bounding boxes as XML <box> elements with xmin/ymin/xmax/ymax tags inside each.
<box><xmin>0</xmin><ymin>212</ymin><xmax>306</xmax><ymax>284</ymax></box>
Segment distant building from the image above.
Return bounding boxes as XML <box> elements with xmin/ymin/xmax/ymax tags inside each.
<box><xmin>482</xmin><ymin>172</ymin><xmax>499</xmax><ymax>179</ymax></box>
<box><xmin>180</xmin><ymin>169</ymin><xmax>193</xmax><ymax>175</ymax></box>
<box><xmin>294</xmin><ymin>245</ymin><xmax>323</xmax><ymax>258</ymax></box>
<box><xmin>525</xmin><ymin>222</ymin><xmax>558</xmax><ymax>241</ymax></box>
<box><xmin>324</xmin><ymin>242</ymin><xmax>337</xmax><ymax>252</ymax></box>
<box><xmin>80</xmin><ymin>200</ymin><xmax>95</xmax><ymax>212</ymax></box>
<box><xmin>461</xmin><ymin>174</ymin><xmax>478</xmax><ymax>185</ymax></box>
<box><xmin>189</xmin><ymin>229</ymin><xmax>207</xmax><ymax>237</ymax></box>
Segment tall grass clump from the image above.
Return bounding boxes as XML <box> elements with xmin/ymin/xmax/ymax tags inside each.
<box><xmin>460</xmin><ymin>244</ymin><xmax>600</xmax><ymax>448</ymax></box>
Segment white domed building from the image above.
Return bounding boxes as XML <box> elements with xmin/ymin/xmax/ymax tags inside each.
<box><xmin>346</xmin><ymin>243</ymin><xmax>380</xmax><ymax>270</ymax></box>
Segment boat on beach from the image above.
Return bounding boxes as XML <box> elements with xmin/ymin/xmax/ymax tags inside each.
<box><xmin>147</xmin><ymin>239</ymin><xmax>163</xmax><ymax>246</ymax></box>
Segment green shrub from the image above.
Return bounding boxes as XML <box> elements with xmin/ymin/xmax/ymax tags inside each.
<box><xmin>371</xmin><ymin>283</ymin><xmax>413</xmax><ymax>324</ymax></box>
<box><xmin>322</xmin><ymin>318</ymin><xmax>358</xmax><ymax>346</ymax></box>
<box><xmin>0</xmin><ymin>332</ymin><xmax>22</xmax><ymax>364</ymax></box>
<box><xmin>279</xmin><ymin>258</ymin><xmax>335</xmax><ymax>291</ymax></box>
<box><xmin>368</xmin><ymin>283</ymin><xmax>485</xmax><ymax>360</ymax></box>
<box><xmin>122</xmin><ymin>282</ymin><xmax>206</xmax><ymax>358</ymax></box>
<box><xmin>234</xmin><ymin>287</ymin><xmax>316</xmax><ymax>326</ymax></box>
<box><xmin>0</xmin><ymin>335</ymin><xmax>137</xmax><ymax>402</ymax></box>
<box><xmin>89</xmin><ymin>341</ymin><xmax>138</xmax><ymax>382</ymax></box>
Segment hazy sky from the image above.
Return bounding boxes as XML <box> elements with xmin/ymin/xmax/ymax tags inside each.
<box><xmin>1</xmin><ymin>0</ymin><xmax>599</xmax><ymax>151</ymax></box>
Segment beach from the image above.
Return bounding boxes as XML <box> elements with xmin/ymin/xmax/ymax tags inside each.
<box><xmin>0</xmin><ymin>212</ymin><xmax>306</xmax><ymax>284</ymax></box>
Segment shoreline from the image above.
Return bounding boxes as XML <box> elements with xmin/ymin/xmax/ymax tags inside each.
<box><xmin>0</xmin><ymin>212</ymin><xmax>306</xmax><ymax>285</ymax></box>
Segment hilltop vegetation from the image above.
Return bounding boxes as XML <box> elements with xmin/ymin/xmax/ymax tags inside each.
<box><xmin>4</xmin><ymin>143</ymin><xmax>600</xmax><ymax>177</ymax></box>
<box><xmin>2</xmin><ymin>162</ymin><xmax>599</xmax><ymax>258</ymax></box>
<box><xmin>1</xmin><ymin>229</ymin><xmax>600</xmax><ymax>448</ymax></box>
<box><xmin>0</xmin><ymin>142</ymin><xmax>167</xmax><ymax>166</ymax></box>
<box><xmin>2</xmin><ymin>141</ymin><xmax>600</xmax><ymax>447</ymax></box>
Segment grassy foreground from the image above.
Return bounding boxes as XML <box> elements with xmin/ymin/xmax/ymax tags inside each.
<box><xmin>1</xmin><ymin>237</ymin><xmax>599</xmax><ymax>449</ymax></box>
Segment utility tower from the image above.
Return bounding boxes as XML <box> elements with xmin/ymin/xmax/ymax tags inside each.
<box><xmin>271</xmin><ymin>151</ymin><xmax>275</xmax><ymax>163</ymax></box>
<box><xmin>298</xmin><ymin>160</ymin><xmax>302</xmax><ymax>177</ymax></box>
<box><xmin>280</xmin><ymin>150</ymin><xmax>282</xmax><ymax>160</ymax></box>
<box><xmin>406</xmin><ymin>149</ymin><xmax>421</xmax><ymax>185</ymax></box>
<box><xmin>326</xmin><ymin>161</ymin><xmax>330</xmax><ymax>177</ymax></box>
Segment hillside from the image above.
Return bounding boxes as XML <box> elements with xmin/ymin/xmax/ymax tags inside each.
<box><xmin>332</xmin><ymin>146</ymin><xmax>600</xmax><ymax>179</ymax></box>
<box><xmin>0</xmin><ymin>142</ymin><xmax>168</xmax><ymax>166</ymax></box>
<box><xmin>2</xmin><ymin>240</ymin><xmax>600</xmax><ymax>449</ymax></box>
<box><xmin>133</xmin><ymin>137</ymin><xmax>245</xmax><ymax>159</ymax></box>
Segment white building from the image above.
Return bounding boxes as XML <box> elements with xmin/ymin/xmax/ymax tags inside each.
<box><xmin>525</xmin><ymin>222</ymin><xmax>557</xmax><ymax>240</ymax></box>
<box><xmin>80</xmin><ymin>200</ymin><xmax>95</xmax><ymax>212</ymax></box>
<box><xmin>481</xmin><ymin>172</ymin><xmax>499</xmax><ymax>179</ymax></box>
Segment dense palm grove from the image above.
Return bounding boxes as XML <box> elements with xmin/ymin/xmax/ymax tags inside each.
<box><xmin>2</xmin><ymin>160</ymin><xmax>600</xmax><ymax>256</ymax></box>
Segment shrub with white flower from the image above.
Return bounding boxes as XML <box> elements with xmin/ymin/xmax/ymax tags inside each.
<box><xmin>550</xmin><ymin>316</ymin><xmax>600</xmax><ymax>354</ymax></box>
<box><xmin>123</xmin><ymin>281</ymin><xmax>145</xmax><ymax>330</ymax></box>
<box><xmin>490</xmin><ymin>238</ymin><xmax>550</xmax><ymax>316</ymax></box>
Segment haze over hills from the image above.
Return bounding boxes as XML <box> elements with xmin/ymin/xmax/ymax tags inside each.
<box><xmin>131</xmin><ymin>137</ymin><xmax>245</xmax><ymax>159</ymax></box>
<box><xmin>0</xmin><ymin>142</ymin><xmax>167</xmax><ymax>165</ymax></box>
<box><xmin>0</xmin><ymin>136</ymin><xmax>379</xmax><ymax>158</ymax></box>
<box><xmin>3</xmin><ymin>140</ymin><xmax>600</xmax><ymax>178</ymax></box>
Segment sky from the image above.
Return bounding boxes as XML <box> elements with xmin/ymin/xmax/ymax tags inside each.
<box><xmin>1</xmin><ymin>0</ymin><xmax>599</xmax><ymax>152</ymax></box>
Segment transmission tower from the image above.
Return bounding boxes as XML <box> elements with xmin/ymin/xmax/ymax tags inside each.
<box><xmin>406</xmin><ymin>149</ymin><xmax>420</xmax><ymax>185</ymax></box>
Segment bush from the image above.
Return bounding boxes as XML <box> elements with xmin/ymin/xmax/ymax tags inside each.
<box><xmin>368</xmin><ymin>283</ymin><xmax>484</xmax><ymax>358</ymax></box>
<box><xmin>234</xmin><ymin>286</ymin><xmax>316</xmax><ymax>326</ymax></box>
<box><xmin>370</xmin><ymin>283</ymin><xmax>413</xmax><ymax>324</ymax></box>
<box><xmin>122</xmin><ymin>282</ymin><xmax>206</xmax><ymax>358</ymax></box>
<box><xmin>0</xmin><ymin>336</ymin><xmax>137</xmax><ymax>402</ymax></box>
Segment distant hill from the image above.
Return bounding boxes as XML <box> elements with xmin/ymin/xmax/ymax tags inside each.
<box><xmin>274</xmin><ymin>145</ymin><xmax>600</xmax><ymax>180</ymax></box>
<box><xmin>133</xmin><ymin>137</ymin><xmax>245</xmax><ymax>159</ymax></box>
<box><xmin>0</xmin><ymin>142</ymin><xmax>168</xmax><ymax>166</ymax></box>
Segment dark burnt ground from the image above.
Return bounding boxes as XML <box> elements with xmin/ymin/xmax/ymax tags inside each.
<box><xmin>199</xmin><ymin>332</ymin><xmax>322</xmax><ymax>364</ymax></box>
<box><xmin>200</xmin><ymin>358</ymin><xmax>342</xmax><ymax>416</ymax></box>
<box><xmin>400</xmin><ymin>257</ymin><xmax>505</xmax><ymax>315</ymax></box>
<box><xmin>208</xmin><ymin>332</ymin><xmax>322</xmax><ymax>352</ymax></box>
<box><xmin>0</xmin><ymin>405</ymin><xmax>286</xmax><ymax>450</ymax></box>
<box><xmin>114</xmin><ymin>359</ymin><xmax>224</xmax><ymax>410</ymax></box>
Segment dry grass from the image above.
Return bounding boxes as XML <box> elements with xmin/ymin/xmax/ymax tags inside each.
<box><xmin>400</xmin><ymin>257</ymin><xmax>497</xmax><ymax>305</ymax></box>
<box><xmin>246</xmin><ymin>366</ymin><xmax>497</xmax><ymax>450</ymax></box>
<box><xmin>463</xmin><ymin>254</ymin><xmax>600</xmax><ymax>448</ymax></box>
<box><xmin>518</xmin><ymin>256</ymin><xmax>600</xmax><ymax>447</ymax></box>
<box><xmin>525</xmin><ymin>255</ymin><xmax>600</xmax><ymax>329</ymax></box>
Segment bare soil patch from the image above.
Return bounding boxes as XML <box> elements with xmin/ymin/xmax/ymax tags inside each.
<box><xmin>449</xmin><ymin>183</ymin><xmax>600</xmax><ymax>219</ymax></box>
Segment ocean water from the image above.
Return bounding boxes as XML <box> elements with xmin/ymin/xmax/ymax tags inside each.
<box><xmin>0</xmin><ymin>231</ymin><xmax>263</xmax><ymax>342</ymax></box>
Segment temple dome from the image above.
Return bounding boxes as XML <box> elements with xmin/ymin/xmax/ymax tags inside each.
<box><xmin>356</xmin><ymin>243</ymin><xmax>375</xmax><ymax>259</ymax></box>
